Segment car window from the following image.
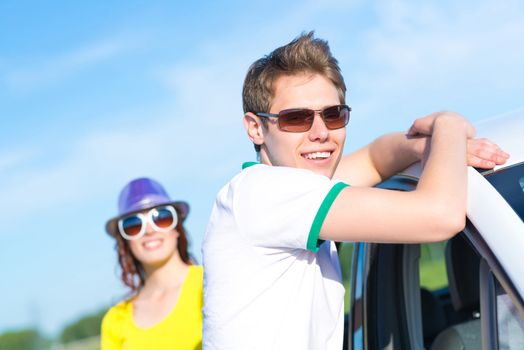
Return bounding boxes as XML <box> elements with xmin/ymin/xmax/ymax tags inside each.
<box><xmin>419</xmin><ymin>242</ymin><xmax>448</xmax><ymax>291</ymax></box>
<box><xmin>420</xmin><ymin>236</ymin><xmax>482</xmax><ymax>349</ymax></box>
<box><xmin>494</xmin><ymin>278</ymin><xmax>524</xmax><ymax>349</ymax></box>
<box><xmin>484</xmin><ymin>162</ymin><xmax>524</xmax><ymax>221</ymax></box>
<box><xmin>419</xmin><ymin>242</ymin><xmax>452</xmax><ymax>349</ymax></box>
<box><xmin>338</xmin><ymin>242</ymin><xmax>354</xmax><ymax>314</ymax></box>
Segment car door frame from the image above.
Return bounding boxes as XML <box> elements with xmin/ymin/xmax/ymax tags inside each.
<box><xmin>346</xmin><ymin>173</ymin><xmax>524</xmax><ymax>349</ymax></box>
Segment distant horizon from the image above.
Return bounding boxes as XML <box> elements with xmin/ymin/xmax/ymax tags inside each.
<box><xmin>1</xmin><ymin>0</ymin><xmax>524</xmax><ymax>336</ymax></box>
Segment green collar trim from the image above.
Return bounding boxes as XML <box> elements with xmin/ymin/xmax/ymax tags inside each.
<box><xmin>242</xmin><ymin>161</ymin><xmax>259</xmax><ymax>169</ymax></box>
<box><xmin>307</xmin><ymin>182</ymin><xmax>349</xmax><ymax>252</ymax></box>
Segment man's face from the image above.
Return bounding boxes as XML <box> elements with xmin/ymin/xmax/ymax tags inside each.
<box><xmin>259</xmin><ymin>73</ymin><xmax>346</xmax><ymax>178</ymax></box>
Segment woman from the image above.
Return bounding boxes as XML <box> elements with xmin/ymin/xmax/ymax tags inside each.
<box><xmin>101</xmin><ymin>177</ymin><xmax>202</xmax><ymax>350</ymax></box>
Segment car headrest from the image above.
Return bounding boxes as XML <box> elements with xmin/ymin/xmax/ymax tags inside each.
<box><xmin>445</xmin><ymin>235</ymin><xmax>480</xmax><ymax>312</ymax></box>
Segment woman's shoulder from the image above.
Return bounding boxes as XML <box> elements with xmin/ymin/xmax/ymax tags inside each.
<box><xmin>102</xmin><ymin>298</ymin><xmax>133</xmax><ymax>326</ymax></box>
<box><xmin>188</xmin><ymin>265</ymin><xmax>203</xmax><ymax>282</ymax></box>
<box><xmin>178</xmin><ymin>265</ymin><xmax>204</xmax><ymax>313</ymax></box>
<box><xmin>183</xmin><ymin>265</ymin><xmax>203</xmax><ymax>291</ymax></box>
<box><xmin>189</xmin><ymin>264</ymin><xmax>203</xmax><ymax>274</ymax></box>
<box><xmin>100</xmin><ymin>298</ymin><xmax>135</xmax><ymax>345</ymax></box>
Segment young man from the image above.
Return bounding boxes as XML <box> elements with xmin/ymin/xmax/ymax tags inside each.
<box><xmin>202</xmin><ymin>32</ymin><xmax>508</xmax><ymax>349</ymax></box>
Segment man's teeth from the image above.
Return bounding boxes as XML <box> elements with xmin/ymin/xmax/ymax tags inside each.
<box><xmin>304</xmin><ymin>151</ymin><xmax>331</xmax><ymax>160</ymax></box>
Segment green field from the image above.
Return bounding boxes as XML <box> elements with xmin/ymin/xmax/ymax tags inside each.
<box><xmin>54</xmin><ymin>336</ymin><xmax>100</xmax><ymax>350</ymax></box>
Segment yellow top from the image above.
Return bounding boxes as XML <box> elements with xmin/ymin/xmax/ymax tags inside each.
<box><xmin>101</xmin><ymin>265</ymin><xmax>203</xmax><ymax>350</ymax></box>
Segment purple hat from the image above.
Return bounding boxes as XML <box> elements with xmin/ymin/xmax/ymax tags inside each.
<box><xmin>105</xmin><ymin>177</ymin><xmax>189</xmax><ymax>236</ymax></box>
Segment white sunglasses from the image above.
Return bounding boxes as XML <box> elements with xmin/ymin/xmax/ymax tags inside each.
<box><xmin>117</xmin><ymin>205</ymin><xmax>178</xmax><ymax>240</ymax></box>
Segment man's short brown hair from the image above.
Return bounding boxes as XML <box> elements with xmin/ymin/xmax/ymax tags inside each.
<box><xmin>242</xmin><ymin>31</ymin><xmax>346</xmax><ymax>116</ymax></box>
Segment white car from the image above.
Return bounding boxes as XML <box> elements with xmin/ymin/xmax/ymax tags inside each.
<box><xmin>344</xmin><ymin>111</ymin><xmax>524</xmax><ymax>349</ymax></box>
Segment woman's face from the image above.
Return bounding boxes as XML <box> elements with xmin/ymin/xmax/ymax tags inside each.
<box><xmin>126</xmin><ymin>210</ymin><xmax>180</xmax><ymax>268</ymax></box>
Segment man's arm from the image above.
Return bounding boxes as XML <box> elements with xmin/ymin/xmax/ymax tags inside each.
<box><xmin>333</xmin><ymin>125</ymin><xmax>509</xmax><ymax>187</ymax></box>
<box><xmin>321</xmin><ymin>112</ymin><xmax>473</xmax><ymax>244</ymax></box>
<box><xmin>333</xmin><ymin>132</ymin><xmax>419</xmax><ymax>186</ymax></box>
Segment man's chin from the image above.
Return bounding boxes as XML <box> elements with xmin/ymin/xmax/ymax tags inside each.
<box><xmin>299</xmin><ymin>155</ymin><xmax>340</xmax><ymax>178</ymax></box>
<box><xmin>303</xmin><ymin>165</ymin><xmax>335</xmax><ymax>178</ymax></box>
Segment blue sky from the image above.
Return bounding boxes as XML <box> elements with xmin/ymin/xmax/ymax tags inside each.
<box><xmin>1</xmin><ymin>0</ymin><xmax>523</xmax><ymax>336</ymax></box>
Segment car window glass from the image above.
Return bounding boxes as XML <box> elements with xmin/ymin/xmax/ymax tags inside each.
<box><xmin>419</xmin><ymin>242</ymin><xmax>449</xmax><ymax>349</ymax></box>
<box><xmin>484</xmin><ymin>162</ymin><xmax>524</xmax><ymax>221</ymax></box>
<box><xmin>338</xmin><ymin>242</ymin><xmax>354</xmax><ymax>314</ymax></box>
<box><xmin>419</xmin><ymin>242</ymin><xmax>448</xmax><ymax>291</ymax></box>
<box><xmin>423</xmin><ymin>237</ymin><xmax>484</xmax><ymax>349</ymax></box>
<box><xmin>495</xmin><ymin>278</ymin><xmax>524</xmax><ymax>349</ymax></box>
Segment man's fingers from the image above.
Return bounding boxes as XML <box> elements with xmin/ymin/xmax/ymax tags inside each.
<box><xmin>467</xmin><ymin>155</ymin><xmax>496</xmax><ymax>169</ymax></box>
<box><xmin>480</xmin><ymin>138</ymin><xmax>509</xmax><ymax>157</ymax></box>
<box><xmin>466</xmin><ymin>138</ymin><xmax>510</xmax><ymax>168</ymax></box>
<box><xmin>468</xmin><ymin>139</ymin><xmax>509</xmax><ymax>157</ymax></box>
<box><xmin>476</xmin><ymin>148</ymin><xmax>507</xmax><ymax>164</ymax></box>
<box><xmin>407</xmin><ymin>120</ymin><xmax>430</xmax><ymax>136</ymax></box>
<box><xmin>406</xmin><ymin>125</ymin><xmax>417</xmax><ymax>136</ymax></box>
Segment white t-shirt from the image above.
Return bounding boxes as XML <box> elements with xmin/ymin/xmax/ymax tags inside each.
<box><xmin>202</xmin><ymin>163</ymin><xmax>348</xmax><ymax>350</ymax></box>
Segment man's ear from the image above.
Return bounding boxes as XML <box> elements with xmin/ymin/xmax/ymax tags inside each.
<box><xmin>243</xmin><ymin>112</ymin><xmax>265</xmax><ymax>147</ymax></box>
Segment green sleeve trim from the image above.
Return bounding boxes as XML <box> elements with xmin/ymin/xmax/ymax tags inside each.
<box><xmin>242</xmin><ymin>161</ymin><xmax>259</xmax><ymax>169</ymax></box>
<box><xmin>307</xmin><ymin>182</ymin><xmax>349</xmax><ymax>252</ymax></box>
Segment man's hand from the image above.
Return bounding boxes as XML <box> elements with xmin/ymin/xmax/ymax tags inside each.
<box><xmin>466</xmin><ymin>138</ymin><xmax>510</xmax><ymax>168</ymax></box>
<box><xmin>407</xmin><ymin>112</ymin><xmax>509</xmax><ymax>169</ymax></box>
<box><xmin>336</xmin><ymin>111</ymin><xmax>510</xmax><ymax>187</ymax></box>
<box><xmin>407</xmin><ymin>111</ymin><xmax>476</xmax><ymax>138</ymax></box>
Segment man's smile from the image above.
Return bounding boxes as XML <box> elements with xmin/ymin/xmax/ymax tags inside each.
<box><xmin>301</xmin><ymin>151</ymin><xmax>333</xmax><ymax>160</ymax></box>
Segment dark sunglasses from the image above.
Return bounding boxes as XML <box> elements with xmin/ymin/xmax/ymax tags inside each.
<box><xmin>256</xmin><ymin>104</ymin><xmax>351</xmax><ymax>132</ymax></box>
<box><xmin>118</xmin><ymin>205</ymin><xmax>178</xmax><ymax>240</ymax></box>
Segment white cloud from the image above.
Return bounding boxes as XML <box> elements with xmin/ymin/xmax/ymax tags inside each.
<box><xmin>4</xmin><ymin>36</ymin><xmax>141</xmax><ymax>92</ymax></box>
<box><xmin>0</xmin><ymin>122</ymin><xmax>226</xmax><ymax>216</ymax></box>
<box><xmin>332</xmin><ymin>0</ymin><xmax>524</xmax><ymax>143</ymax></box>
<box><xmin>0</xmin><ymin>29</ymin><xmax>260</xmax><ymax>236</ymax></box>
<box><xmin>359</xmin><ymin>0</ymin><xmax>524</xmax><ymax>96</ymax></box>
<box><xmin>0</xmin><ymin>35</ymin><xmax>251</xmax><ymax>232</ymax></box>
<box><xmin>0</xmin><ymin>149</ymin><xmax>38</xmax><ymax>174</ymax></box>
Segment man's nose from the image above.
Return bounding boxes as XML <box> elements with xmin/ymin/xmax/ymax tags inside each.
<box><xmin>308</xmin><ymin>114</ymin><xmax>329</xmax><ymax>142</ymax></box>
